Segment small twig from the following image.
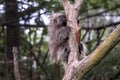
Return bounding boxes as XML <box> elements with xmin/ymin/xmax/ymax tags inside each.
<box><xmin>0</xmin><ymin>58</ymin><xmax>34</xmax><ymax>64</ymax></box>
<box><xmin>42</xmin><ymin>50</ymin><xmax>49</xmax><ymax>65</ymax></box>
<box><xmin>13</xmin><ymin>47</ymin><xmax>21</xmax><ymax>80</ymax></box>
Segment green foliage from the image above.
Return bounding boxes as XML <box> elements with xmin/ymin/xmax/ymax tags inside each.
<box><xmin>88</xmin><ymin>0</ymin><xmax>120</xmax><ymax>10</ymax></box>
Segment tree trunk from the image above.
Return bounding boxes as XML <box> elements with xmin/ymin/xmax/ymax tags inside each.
<box><xmin>5</xmin><ymin>0</ymin><xmax>20</xmax><ymax>79</ymax></box>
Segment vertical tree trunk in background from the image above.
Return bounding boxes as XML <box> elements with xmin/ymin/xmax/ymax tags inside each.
<box><xmin>5</xmin><ymin>0</ymin><xmax>19</xmax><ymax>79</ymax></box>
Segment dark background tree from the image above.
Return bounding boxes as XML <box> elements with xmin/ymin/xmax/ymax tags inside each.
<box><xmin>5</xmin><ymin>0</ymin><xmax>20</xmax><ymax>79</ymax></box>
<box><xmin>0</xmin><ymin>0</ymin><xmax>120</xmax><ymax>80</ymax></box>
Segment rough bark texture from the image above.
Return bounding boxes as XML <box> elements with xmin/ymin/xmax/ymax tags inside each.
<box><xmin>61</xmin><ymin>0</ymin><xmax>120</xmax><ymax>80</ymax></box>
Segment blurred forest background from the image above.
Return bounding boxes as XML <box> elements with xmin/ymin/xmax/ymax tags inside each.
<box><xmin>0</xmin><ymin>0</ymin><xmax>120</xmax><ymax>80</ymax></box>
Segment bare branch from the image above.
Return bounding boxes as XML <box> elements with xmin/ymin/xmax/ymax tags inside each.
<box><xmin>80</xmin><ymin>5</ymin><xmax>120</xmax><ymax>20</ymax></box>
<box><xmin>83</xmin><ymin>21</ymin><xmax>120</xmax><ymax>30</ymax></box>
<box><xmin>0</xmin><ymin>58</ymin><xmax>34</xmax><ymax>64</ymax></box>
